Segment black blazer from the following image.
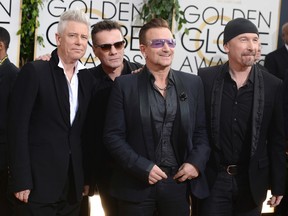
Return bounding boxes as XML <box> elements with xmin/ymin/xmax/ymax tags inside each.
<box><xmin>198</xmin><ymin>63</ymin><xmax>286</xmax><ymax>206</ymax></box>
<box><xmin>8</xmin><ymin>49</ymin><xmax>95</xmax><ymax>203</ymax></box>
<box><xmin>82</xmin><ymin>60</ymin><xmax>142</xmax><ymax>187</ymax></box>
<box><xmin>0</xmin><ymin>59</ymin><xmax>18</xmax><ymax>170</ymax></box>
<box><xmin>264</xmin><ymin>46</ymin><xmax>288</xmax><ymax>80</ymax></box>
<box><xmin>104</xmin><ymin>67</ymin><xmax>210</xmax><ymax>202</ymax></box>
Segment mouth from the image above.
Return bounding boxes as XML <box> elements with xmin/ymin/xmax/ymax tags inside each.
<box><xmin>160</xmin><ymin>53</ymin><xmax>172</xmax><ymax>57</ymax></box>
<box><xmin>109</xmin><ymin>57</ymin><xmax>121</xmax><ymax>61</ymax></box>
<box><xmin>72</xmin><ymin>48</ymin><xmax>84</xmax><ymax>52</ymax></box>
<box><xmin>242</xmin><ymin>52</ymin><xmax>256</xmax><ymax>57</ymax></box>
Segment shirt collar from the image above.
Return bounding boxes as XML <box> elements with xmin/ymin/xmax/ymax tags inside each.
<box><xmin>58</xmin><ymin>58</ymin><xmax>85</xmax><ymax>74</ymax></box>
<box><xmin>147</xmin><ymin>68</ymin><xmax>175</xmax><ymax>85</ymax></box>
<box><xmin>226</xmin><ymin>67</ymin><xmax>254</xmax><ymax>85</ymax></box>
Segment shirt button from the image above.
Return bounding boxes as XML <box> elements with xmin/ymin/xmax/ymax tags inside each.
<box><xmin>234</xmin><ymin>118</ymin><xmax>237</xmax><ymax>121</ymax></box>
<box><xmin>234</xmin><ymin>101</ymin><xmax>238</xmax><ymax>105</ymax></box>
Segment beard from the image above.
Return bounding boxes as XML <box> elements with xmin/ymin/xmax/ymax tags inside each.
<box><xmin>241</xmin><ymin>51</ymin><xmax>256</xmax><ymax>66</ymax></box>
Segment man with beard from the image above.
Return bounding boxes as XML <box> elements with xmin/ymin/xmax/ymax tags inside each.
<box><xmin>198</xmin><ymin>18</ymin><xmax>286</xmax><ymax>216</ymax></box>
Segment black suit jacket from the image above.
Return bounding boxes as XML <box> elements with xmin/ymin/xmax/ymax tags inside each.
<box><xmin>198</xmin><ymin>63</ymin><xmax>286</xmax><ymax>206</ymax></box>
<box><xmin>264</xmin><ymin>45</ymin><xmax>288</xmax><ymax>80</ymax></box>
<box><xmin>0</xmin><ymin>59</ymin><xmax>18</xmax><ymax>170</ymax></box>
<box><xmin>104</xmin><ymin>67</ymin><xmax>210</xmax><ymax>202</ymax></box>
<box><xmin>83</xmin><ymin>60</ymin><xmax>142</xmax><ymax>188</ymax></box>
<box><xmin>8</xmin><ymin>49</ymin><xmax>95</xmax><ymax>203</ymax></box>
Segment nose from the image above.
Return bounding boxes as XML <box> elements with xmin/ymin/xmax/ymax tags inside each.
<box><xmin>74</xmin><ymin>35</ymin><xmax>81</xmax><ymax>45</ymax></box>
<box><xmin>109</xmin><ymin>45</ymin><xmax>118</xmax><ymax>54</ymax></box>
<box><xmin>247</xmin><ymin>40</ymin><xmax>257</xmax><ymax>52</ymax></box>
<box><xmin>162</xmin><ymin>42</ymin><xmax>170</xmax><ymax>50</ymax></box>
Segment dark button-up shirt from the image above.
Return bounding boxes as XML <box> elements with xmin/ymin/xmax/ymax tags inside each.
<box><xmin>219</xmin><ymin>70</ymin><xmax>254</xmax><ymax>166</ymax></box>
<box><xmin>147</xmin><ymin>70</ymin><xmax>178</xmax><ymax>167</ymax></box>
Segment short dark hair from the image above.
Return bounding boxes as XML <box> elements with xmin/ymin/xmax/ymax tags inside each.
<box><xmin>0</xmin><ymin>27</ymin><xmax>10</xmax><ymax>50</ymax></box>
<box><xmin>139</xmin><ymin>18</ymin><xmax>170</xmax><ymax>45</ymax></box>
<box><xmin>91</xmin><ymin>20</ymin><xmax>123</xmax><ymax>45</ymax></box>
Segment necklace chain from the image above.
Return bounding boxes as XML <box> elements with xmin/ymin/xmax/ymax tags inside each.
<box><xmin>154</xmin><ymin>83</ymin><xmax>167</xmax><ymax>91</ymax></box>
<box><xmin>0</xmin><ymin>55</ymin><xmax>8</xmax><ymax>65</ymax></box>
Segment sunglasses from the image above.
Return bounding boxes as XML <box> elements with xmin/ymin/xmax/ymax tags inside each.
<box><xmin>147</xmin><ymin>39</ymin><xmax>176</xmax><ymax>48</ymax></box>
<box><xmin>94</xmin><ymin>40</ymin><xmax>125</xmax><ymax>52</ymax></box>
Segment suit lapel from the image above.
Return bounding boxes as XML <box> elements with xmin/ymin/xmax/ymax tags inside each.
<box><xmin>50</xmin><ymin>57</ymin><xmax>70</xmax><ymax>127</ymax></box>
<box><xmin>138</xmin><ymin>70</ymin><xmax>155</xmax><ymax>161</ymax></box>
<box><xmin>73</xmin><ymin>69</ymin><xmax>86</xmax><ymax>125</ymax></box>
<box><xmin>210</xmin><ymin>64</ymin><xmax>226</xmax><ymax>150</ymax></box>
<box><xmin>251</xmin><ymin>65</ymin><xmax>264</xmax><ymax>157</ymax></box>
<box><xmin>172</xmin><ymin>71</ymin><xmax>190</xmax><ymax>162</ymax></box>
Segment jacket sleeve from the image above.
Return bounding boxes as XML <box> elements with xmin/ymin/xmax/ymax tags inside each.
<box><xmin>8</xmin><ymin>62</ymin><xmax>39</xmax><ymax>192</ymax></box>
<box><xmin>185</xmin><ymin>76</ymin><xmax>210</xmax><ymax>174</ymax></box>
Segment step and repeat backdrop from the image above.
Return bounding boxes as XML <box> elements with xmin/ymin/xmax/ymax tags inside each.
<box><xmin>0</xmin><ymin>0</ymin><xmax>283</xmax><ymax>73</ymax></box>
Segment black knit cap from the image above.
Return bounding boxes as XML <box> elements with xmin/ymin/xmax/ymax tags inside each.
<box><xmin>223</xmin><ymin>18</ymin><xmax>259</xmax><ymax>44</ymax></box>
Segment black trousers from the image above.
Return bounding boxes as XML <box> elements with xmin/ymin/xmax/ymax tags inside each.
<box><xmin>118</xmin><ymin>176</ymin><xmax>190</xmax><ymax>216</ymax></box>
<box><xmin>199</xmin><ymin>171</ymin><xmax>262</xmax><ymax>216</ymax></box>
<box><xmin>79</xmin><ymin>196</ymin><xmax>90</xmax><ymax>216</ymax></box>
<box><xmin>12</xmin><ymin>162</ymin><xmax>81</xmax><ymax>216</ymax></box>
<box><xmin>0</xmin><ymin>169</ymin><xmax>12</xmax><ymax>216</ymax></box>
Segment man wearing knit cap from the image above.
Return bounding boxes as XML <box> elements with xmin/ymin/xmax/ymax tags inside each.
<box><xmin>198</xmin><ymin>18</ymin><xmax>286</xmax><ymax>215</ymax></box>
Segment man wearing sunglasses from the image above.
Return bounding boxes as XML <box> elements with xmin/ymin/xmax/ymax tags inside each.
<box><xmin>103</xmin><ymin>18</ymin><xmax>210</xmax><ymax>216</ymax></box>
<box><xmin>82</xmin><ymin>20</ymin><xmax>142</xmax><ymax>216</ymax></box>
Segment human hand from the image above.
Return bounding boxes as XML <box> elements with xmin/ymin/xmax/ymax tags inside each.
<box><xmin>35</xmin><ymin>53</ymin><xmax>51</xmax><ymax>61</ymax></box>
<box><xmin>14</xmin><ymin>189</ymin><xmax>30</xmax><ymax>203</ymax></box>
<box><xmin>82</xmin><ymin>185</ymin><xmax>90</xmax><ymax>196</ymax></box>
<box><xmin>267</xmin><ymin>195</ymin><xmax>283</xmax><ymax>207</ymax></box>
<box><xmin>148</xmin><ymin>165</ymin><xmax>167</xmax><ymax>184</ymax></box>
<box><xmin>173</xmin><ymin>163</ymin><xmax>199</xmax><ymax>182</ymax></box>
<box><xmin>131</xmin><ymin>66</ymin><xmax>144</xmax><ymax>74</ymax></box>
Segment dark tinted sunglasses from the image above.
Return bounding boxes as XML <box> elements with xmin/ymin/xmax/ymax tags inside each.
<box><xmin>147</xmin><ymin>39</ymin><xmax>176</xmax><ymax>48</ymax></box>
<box><xmin>94</xmin><ymin>40</ymin><xmax>125</xmax><ymax>52</ymax></box>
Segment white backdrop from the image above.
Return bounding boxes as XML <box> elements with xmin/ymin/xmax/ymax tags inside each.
<box><xmin>35</xmin><ymin>0</ymin><xmax>281</xmax><ymax>74</ymax></box>
<box><xmin>0</xmin><ymin>0</ymin><xmax>22</xmax><ymax>67</ymax></box>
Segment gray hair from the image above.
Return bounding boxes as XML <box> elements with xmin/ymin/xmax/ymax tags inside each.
<box><xmin>57</xmin><ymin>9</ymin><xmax>90</xmax><ymax>34</ymax></box>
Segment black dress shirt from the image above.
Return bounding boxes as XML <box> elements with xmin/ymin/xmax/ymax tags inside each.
<box><xmin>219</xmin><ymin>70</ymin><xmax>254</xmax><ymax>166</ymax></box>
<box><xmin>147</xmin><ymin>70</ymin><xmax>178</xmax><ymax>167</ymax></box>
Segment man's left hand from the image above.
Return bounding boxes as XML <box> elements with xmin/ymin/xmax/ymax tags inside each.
<box><xmin>173</xmin><ymin>163</ymin><xmax>199</xmax><ymax>182</ymax></box>
<box><xmin>267</xmin><ymin>195</ymin><xmax>283</xmax><ymax>207</ymax></box>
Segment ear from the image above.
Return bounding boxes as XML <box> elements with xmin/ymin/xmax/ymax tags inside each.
<box><xmin>140</xmin><ymin>44</ymin><xmax>146</xmax><ymax>58</ymax></box>
<box><xmin>223</xmin><ymin>43</ymin><xmax>229</xmax><ymax>53</ymax></box>
<box><xmin>92</xmin><ymin>45</ymin><xmax>98</xmax><ymax>57</ymax></box>
<box><xmin>55</xmin><ymin>33</ymin><xmax>61</xmax><ymax>46</ymax></box>
<box><xmin>0</xmin><ymin>41</ymin><xmax>4</xmax><ymax>51</ymax></box>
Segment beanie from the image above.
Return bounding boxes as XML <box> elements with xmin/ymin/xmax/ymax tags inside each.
<box><xmin>223</xmin><ymin>18</ymin><xmax>259</xmax><ymax>44</ymax></box>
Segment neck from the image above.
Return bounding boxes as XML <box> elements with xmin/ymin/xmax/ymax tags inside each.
<box><xmin>229</xmin><ymin>67</ymin><xmax>251</xmax><ymax>89</ymax></box>
<box><xmin>151</xmin><ymin>67</ymin><xmax>170</xmax><ymax>97</ymax></box>
<box><xmin>148</xmin><ymin>64</ymin><xmax>170</xmax><ymax>80</ymax></box>
<box><xmin>59</xmin><ymin>57</ymin><xmax>77</xmax><ymax>82</ymax></box>
<box><xmin>0</xmin><ymin>52</ymin><xmax>7</xmax><ymax>60</ymax></box>
<box><xmin>102</xmin><ymin>63</ymin><xmax>124</xmax><ymax>81</ymax></box>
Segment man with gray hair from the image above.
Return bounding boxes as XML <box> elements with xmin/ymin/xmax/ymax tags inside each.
<box><xmin>8</xmin><ymin>9</ymin><xmax>95</xmax><ymax>216</ymax></box>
